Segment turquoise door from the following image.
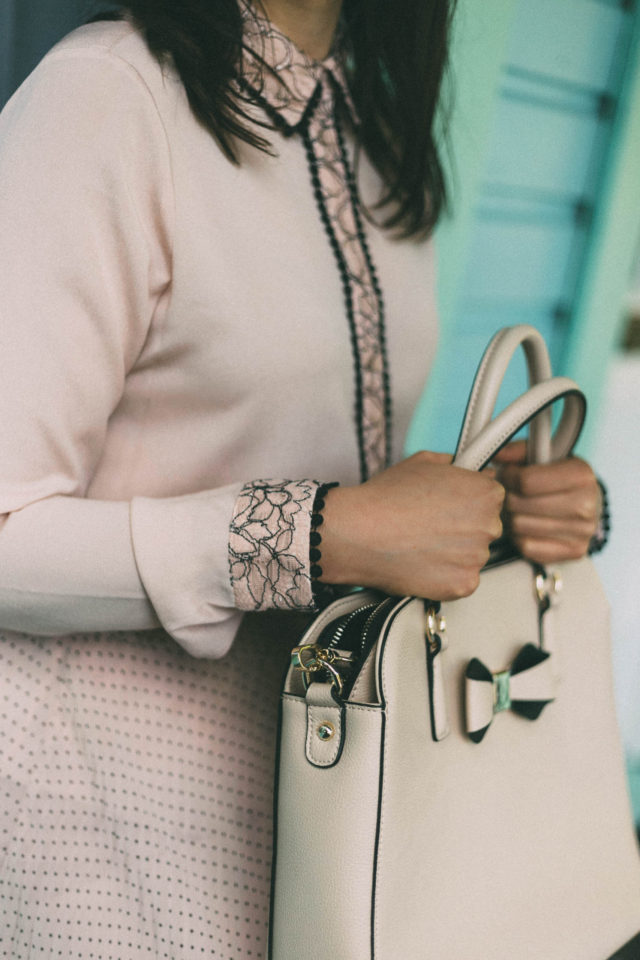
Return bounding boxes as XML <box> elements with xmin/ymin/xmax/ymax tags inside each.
<box><xmin>408</xmin><ymin>0</ymin><xmax>640</xmax><ymax>455</ymax></box>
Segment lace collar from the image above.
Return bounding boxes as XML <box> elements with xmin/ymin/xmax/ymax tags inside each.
<box><xmin>239</xmin><ymin>1</ymin><xmax>357</xmax><ymax>132</ymax></box>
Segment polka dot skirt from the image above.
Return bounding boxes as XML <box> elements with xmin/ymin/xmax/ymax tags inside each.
<box><xmin>0</xmin><ymin>613</ymin><xmax>310</xmax><ymax>958</ymax></box>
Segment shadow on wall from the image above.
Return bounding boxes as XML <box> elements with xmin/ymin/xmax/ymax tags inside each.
<box><xmin>1</xmin><ymin>0</ymin><xmax>119</xmax><ymax>109</ymax></box>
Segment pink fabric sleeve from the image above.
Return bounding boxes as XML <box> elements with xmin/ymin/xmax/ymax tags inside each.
<box><xmin>0</xmin><ymin>49</ymin><xmax>248</xmax><ymax>657</ymax></box>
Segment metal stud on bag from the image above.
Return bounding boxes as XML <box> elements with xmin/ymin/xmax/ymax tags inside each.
<box><xmin>316</xmin><ymin>722</ymin><xmax>335</xmax><ymax>741</ymax></box>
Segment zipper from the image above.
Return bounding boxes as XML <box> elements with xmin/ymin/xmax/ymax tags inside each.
<box><xmin>292</xmin><ymin>595</ymin><xmax>394</xmax><ymax>698</ymax></box>
<box><xmin>324</xmin><ymin>602</ymin><xmax>379</xmax><ymax>652</ymax></box>
<box><xmin>356</xmin><ymin>596</ymin><xmax>395</xmax><ymax>663</ymax></box>
<box><xmin>425</xmin><ymin>604</ymin><xmax>450</xmax><ymax>741</ymax></box>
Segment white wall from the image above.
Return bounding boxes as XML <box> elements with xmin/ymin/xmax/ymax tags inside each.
<box><xmin>592</xmin><ymin>351</ymin><xmax>640</xmax><ymax>818</ymax></box>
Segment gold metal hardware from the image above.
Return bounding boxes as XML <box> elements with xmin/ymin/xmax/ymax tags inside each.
<box><xmin>291</xmin><ymin>644</ymin><xmax>352</xmax><ymax>696</ymax></box>
<box><xmin>425</xmin><ymin>607</ymin><xmax>446</xmax><ymax>654</ymax></box>
<box><xmin>291</xmin><ymin>643</ymin><xmax>322</xmax><ymax>673</ymax></box>
<box><xmin>316</xmin><ymin>722</ymin><xmax>335</xmax><ymax>741</ymax></box>
<box><xmin>535</xmin><ymin>570</ymin><xmax>563</xmax><ymax>604</ymax></box>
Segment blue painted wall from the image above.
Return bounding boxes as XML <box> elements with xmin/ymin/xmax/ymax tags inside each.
<box><xmin>407</xmin><ymin>0</ymin><xmax>640</xmax><ymax>457</ymax></box>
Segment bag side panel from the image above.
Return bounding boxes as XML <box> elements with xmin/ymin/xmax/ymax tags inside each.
<box><xmin>270</xmin><ymin>694</ymin><xmax>383</xmax><ymax>960</ymax></box>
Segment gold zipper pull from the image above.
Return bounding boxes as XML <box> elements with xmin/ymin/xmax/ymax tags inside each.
<box><xmin>425</xmin><ymin>606</ymin><xmax>447</xmax><ymax>655</ymax></box>
<box><xmin>291</xmin><ymin>643</ymin><xmax>354</xmax><ymax>695</ymax></box>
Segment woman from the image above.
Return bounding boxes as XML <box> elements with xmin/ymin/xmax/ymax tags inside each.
<box><xmin>0</xmin><ymin>0</ymin><xmax>603</xmax><ymax>955</ymax></box>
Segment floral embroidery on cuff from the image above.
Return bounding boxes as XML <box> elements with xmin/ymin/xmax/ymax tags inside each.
<box><xmin>229</xmin><ymin>479</ymin><xmax>319</xmax><ymax>611</ymax></box>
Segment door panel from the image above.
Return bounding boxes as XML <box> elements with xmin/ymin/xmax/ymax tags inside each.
<box><xmin>409</xmin><ymin>0</ymin><xmax>639</xmax><ymax>453</ymax></box>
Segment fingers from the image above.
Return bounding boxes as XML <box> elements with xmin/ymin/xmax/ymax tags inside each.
<box><xmin>510</xmin><ymin>536</ymin><xmax>591</xmax><ymax>565</ymax></box>
<box><xmin>504</xmin><ymin>488</ymin><xmax>599</xmax><ymax>523</ymax></box>
<box><xmin>491</xmin><ymin>440</ymin><xmax>527</xmax><ymax>465</ymax></box>
<box><xmin>499</xmin><ymin>456</ymin><xmax>596</xmax><ymax>497</ymax></box>
<box><xmin>500</xmin><ymin>456</ymin><xmax>600</xmax><ymax>563</ymax></box>
<box><xmin>506</xmin><ymin>509</ymin><xmax>596</xmax><ymax>542</ymax></box>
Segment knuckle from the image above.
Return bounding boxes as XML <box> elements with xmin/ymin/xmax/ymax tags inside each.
<box><xmin>406</xmin><ymin>451</ymin><xmax>429</xmax><ymax>469</ymax></box>
<box><xmin>411</xmin><ymin>449</ymin><xmax>449</xmax><ymax>465</ymax></box>
<box><xmin>498</xmin><ymin>465</ymin><xmax>518</xmax><ymax>491</ymax></box>
<box><xmin>472</xmin><ymin>545</ymin><xmax>490</xmax><ymax>568</ymax></box>
<box><xmin>478</xmin><ymin>490</ymin><xmax>504</xmax><ymax>538</ymax></box>
<box><xmin>518</xmin><ymin>472</ymin><xmax>537</xmax><ymax>498</ymax></box>
<box><xmin>467</xmin><ymin>570</ymin><xmax>481</xmax><ymax>594</ymax></box>
<box><xmin>450</xmin><ymin>582</ymin><xmax>468</xmax><ymax>600</ymax></box>
<box><xmin>493</xmin><ymin>481</ymin><xmax>507</xmax><ymax>506</ymax></box>
<box><xmin>518</xmin><ymin>536</ymin><xmax>535</xmax><ymax>558</ymax></box>
<box><xmin>448</xmin><ymin>577</ymin><xmax>465</xmax><ymax>600</ymax></box>
<box><xmin>510</xmin><ymin>515</ymin><xmax>536</xmax><ymax>539</ymax></box>
<box><xmin>566</xmin><ymin>540</ymin><xmax>588</xmax><ymax>560</ymax></box>
<box><xmin>453</xmin><ymin>570</ymin><xmax>480</xmax><ymax>599</ymax></box>
<box><xmin>508</xmin><ymin>513</ymin><xmax>523</xmax><ymax>534</ymax></box>
<box><xmin>490</xmin><ymin>515</ymin><xmax>504</xmax><ymax>540</ymax></box>
<box><xmin>576</xmin><ymin>519</ymin><xmax>597</xmax><ymax>538</ymax></box>
<box><xmin>573</xmin><ymin>458</ymin><xmax>595</xmax><ymax>481</ymax></box>
<box><xmin>575</xmin><ymin>492</ymin><xmax>597</xmax><ymax>522</ymax></box>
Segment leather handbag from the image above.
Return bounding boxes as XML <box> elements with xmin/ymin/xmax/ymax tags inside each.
<box><xmin>268</xmin><ymin>325</ymin><xmax>640</xmax><ymax>960</ymax></box>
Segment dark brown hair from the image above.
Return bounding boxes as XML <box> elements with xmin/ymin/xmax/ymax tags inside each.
<box><xmin>91</xmin><ymin>0</ymin><xmax>456</xmax><ymax>238</ymax></box>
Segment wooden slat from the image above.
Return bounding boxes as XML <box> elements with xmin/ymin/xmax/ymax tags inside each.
<box><xmin>506</xmin><ymin>0</ymin><xmax>626</xmax><ymax>91</ymax></box>
<box><xmin>462</xmin><ymin>217</ymin><xmax>576</xmax><ymax>302</ymax></box>
<box><xmin>485</xmin><ymin>95</ymin><xmax>601</xmax><ymax>197</ymax></box>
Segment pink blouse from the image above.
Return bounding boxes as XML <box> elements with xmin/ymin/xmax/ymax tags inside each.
<box><xmin>0</xmin><ymin>9</ymin><xmax>437</xmax><ymax>956</ymax></box>
<box><xmin>0</xmin><ymin>14</ymin><xmax>437</xmax><ymax>656</ymax></box>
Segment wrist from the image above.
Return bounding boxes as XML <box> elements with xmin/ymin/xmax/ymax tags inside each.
<box><xmin>316</xmin><ymin>484</ymin><xmax>366</xmax><ymax>587</ymax></box>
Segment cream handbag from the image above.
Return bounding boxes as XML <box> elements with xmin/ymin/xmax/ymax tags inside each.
<box><xmin>269</xmin><ymin>325</ymin><xmax>640</xmax><ymax>960</ymax></box>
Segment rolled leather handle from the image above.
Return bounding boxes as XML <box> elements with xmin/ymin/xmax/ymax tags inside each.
<box><xmin>453</xmin><ymin>378</ymin><xmax>586</xmax><ymax>472</ymax></box>
<box><xmin>456</xmin><ymin>325</ymin><xmax>554</xmax><ymax>465</ymax></box>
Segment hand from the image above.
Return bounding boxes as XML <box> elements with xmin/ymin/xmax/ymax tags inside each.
<box><xmin>494</xmin><ymin>441</ymin><xmax>601</xmax><ymax>564</ymax></box>
<box><xmin>319</xmin><ymin>451</ymin><xmax>505</xmax><ymax>600</ymax></box>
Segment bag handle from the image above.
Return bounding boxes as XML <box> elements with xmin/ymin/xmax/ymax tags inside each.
<box><xmin>451</xmin><ymin>325</ymin><xmax>587</xmax><ymax>471</ymax></box>
<box><xmin>456</xmin><ymin>325</ymin><xmax>554</xmax><ymax>465</ymax></box>
<box><xmin>452</xmin><ymin>378</ymin><xmax>586</xmax><ymax>471</ymax></box>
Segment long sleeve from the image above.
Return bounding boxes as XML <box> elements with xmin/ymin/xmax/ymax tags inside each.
<box><xmin>0</xmin><ymin>45</ymin><xmax>251</xmax><ymax>657</ymax></box>
<box><xmin>0</xmin><ymin>39</ymin><xmax>328</xmax><ymax>658</ymax></box>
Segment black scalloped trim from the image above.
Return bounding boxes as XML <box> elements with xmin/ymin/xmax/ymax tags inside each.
<box><xmin>237</xmin><ymin>70</ymin><xmax>391</xmax><ymax>482</ymax></box>
<box><xmin>589</xmin><ymin>478</ymin><xmax>610</xmax><ymax>555</ymax></box>
<box><xmin>300</xmin><ymin>121</ymin><xmax>369</xmax><ymax>483</ymax></box>
<box><xmin>333</xmin><ymin>96</ymin><xmax>392</xmax><ymax>470</ymax></box>
<box><xmin>310</xmin><ymin>481</ymin><xmax>340</xmax><ymax>609</ymax></box>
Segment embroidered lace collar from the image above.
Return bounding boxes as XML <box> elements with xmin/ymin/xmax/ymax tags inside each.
<box><xmin>239</xmin><ymin>1</ymin><xmax>357</xmax><ymax>132</ymax></box>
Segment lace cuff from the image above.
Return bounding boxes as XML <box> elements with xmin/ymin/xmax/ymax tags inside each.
<box><xmin>229</xmin><ymin>479</ymin><xmax>320</xmax><ymax>611</ymax></box>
